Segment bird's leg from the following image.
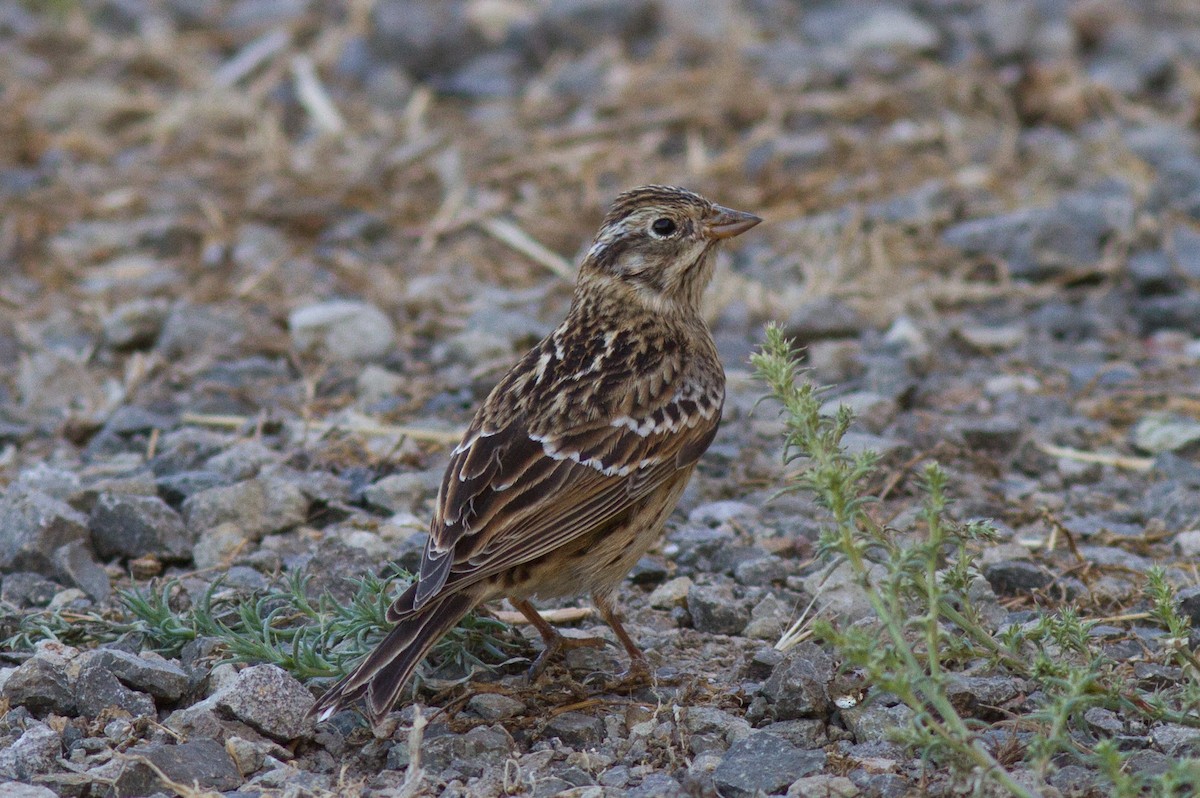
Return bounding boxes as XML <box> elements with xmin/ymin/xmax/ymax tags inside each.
<box><xmin>592</xmin><ymin>592</ymin><xmax>651</xmax><ymax>684</ymax></box>
<box><xmin>511</xmin><ymin>598</ymin><xmax>609</xmax><ymax>681</ymax></box>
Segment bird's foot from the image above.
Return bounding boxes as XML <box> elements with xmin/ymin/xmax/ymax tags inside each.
<box><xmin>526</xmin><ymin>634</ymin><xmax>611</xmax><ymax>682</ymax></box>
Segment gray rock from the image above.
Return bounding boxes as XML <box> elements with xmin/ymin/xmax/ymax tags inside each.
<box><xmin>90</xmin><ymin>649</ymin><xmax>190</xmax><ymax>702</ymax></box>
<box><xmin>111</xmin><ymin>738</ymin><xmax>242</xmax><ymax>795</ymax></box>
<box><xmin>945</xmin><ymin>675</ymin><xmax>1022</xmax><ymax>718</ymax></box>
<box><xmin>420</xmin><ymin>724</ymin><xmax>514</xmax><ymax>777</ymax></box>
<box><xmin>182</xmin><ymin>476</ymin><xmax>310</xmax><ymax>539</ymax></box>
<box><xmin>629</xmin><ymin>773</ymin><xmax>687</xmax><ymax>797</ymax></box>
<box><xmin>156</xmin><ymin>302</ymin><xmax>250</xmax><ymax>360</ymax></box>
<box><xmin>102</xmin><ymin>298</ymin><xmax>169</xmax><ymax>350</ymax></box>
<box><xmin>2</xmin><ymin>657</ymin><xmax>74</xmax><ymax>714</ymax></box>
<box><xmin>0</xmin><ymin>486</ymin><xmax>89</xmax><ymax>575</ymax></box>
<box><xmin>0</xmin><ymin>783</ymin><xmax>57</xmax><ymax>798</ymax></box>
<box><xmin>820</xmin><ymin>391</ymin><xmax>897</xmax><ymax>435</ymax></box>
<box><xmin>956</xmin><ymin>417</ymin><xmax>1023</xmax><ymax>453</ymax></box>
<box><xmin>803</xmin><ymin>560</ymin><xmax>885</xmax><ymax>622</ymax></box>
<box><xmin>369</xmin><ymin>0</ymin><xmax>483</xmax><ymax>77</ymax></box>
<box><xmin>1151</xmin><ymin>724</ymin><xmax>1200</xmax><ymax>757</ymax></box>
<box><xmin>88</xmin><ymin>493</ymin><xmax>192</xmax><ymax>561</ymax></box>
<box><xmin>842</xmin><ymin>701</ymin><xmax>915</xmax><ymax>743</ymax></box>
<box><xmin>734</xmin><ymin>554</ymin><xmax>789</xmax><ymax>586</ymax></box>
<box><xmin>1128</xmin><ymin>250</ymin><xmax>1179</xmax><ymax>295</ymax></box>
<box><xmin>712</xmin><ymin>732</ymin><xmax>826</xmax><ymax>798</ymax></box>
<box><xmin>846</xmin><ymin>7</ymin><xmax>939</xmax><ymax>54</ymax></box>
<box><xmin>687</xmin><ymin>582</ymin><xmax>751</xmax><ymax>636</ymax></box>
<box><xmin>784</xmin><ymin>297</ymin><xmax>866</xmax><ymax>343</ymax></box>
<box><xmin>192</xmin><ymin>521</ymin><xmax>250</xmax><ymax>569</ymax></box>
<box><xmin>0</xmin><ymin>721</ymin><xmax>60</xmax><ymax>781</ymax></box>
<box><xmin>50</xmin><ymin>539</ymin><xmax>110</xmax><ymax>602</ymax></box>
<box><xmin>0</xmin><ymin>572</ymin><xmax>60</xmax><ymax>608</ymax></box>
<box><xmin>531</xmin><ymin>0</ymin><xmax>659</xmax><ymax>54</ymax></box>
<box><xmin>545</xmin><ymin>711</ymin><xmax>605</xmax><ymax>748</ymax></box>
<box><xmin>759</xmin><ymin>719</ymin><xmax>828</xmax><ymax>749</ymax></box>
<box><xmin>204</xmin><ymin>440</ymin><xmax>278</xmax><ymax>480</ymax></box>
<box><xmin>75</xmin><ymin>658</ymin><xmax>157</xmax><ymax>718</ymax></box>
<box><xmin>742</xmin><ymin>593</ymin><xmax>792</xmax><ymax>640</ymax></box>
<box><xmin>1174</xmin><ymin>586</ymin><xmax>1200</xmax><ymax>626</ymax></box>
<box><xmin>943</xmin><ymin>186</ymin><xmax>1135</xmax><ymax>281</ymax></box>
<box><xmin>467</xmin><ymin>693</ymin><xmax>525</xmax><ymax>721</ymax></box>
<box><xmin>156</xmin><ymin>470</ymin><xmax>229</xmax><ymax>505</ymax></box>
<box><xmin>215</xmin><ymin>664</ymin><xmax>314</xmax><ymax>740</ymax></box>
<box><xmin>363</xmin><ymin>472</ymin><xmax>434</xmax><ymax>513</ymax></box>
<box><xmin>1131</xmin><ymin>412</ymin><xmax>1200</xmax><ymax>454</ymax></box>
<box><xmin>983</xmin><ymin>560</ymin><xmax>1051</xmax><ymax>595</ymax></box>
<box><xmin>289</xmin><ymin>300</ymin><xmax>396</xmax><ymax>362</ymax></box>
<box><xmin>761</xmin><ymin>642</ymin><xmax>835</xmax><ymax>720</ymax></box>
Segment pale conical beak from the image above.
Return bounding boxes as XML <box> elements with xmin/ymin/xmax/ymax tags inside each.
<box><xmin>705</xmin><ymin>204</ymin><xmax>763</xmax><ymax>240</ymax></box>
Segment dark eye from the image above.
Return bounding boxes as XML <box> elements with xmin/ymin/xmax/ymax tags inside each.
<box><xmin>650</xmin><ymin>217</ymin><xmax>677</xmax><ymax>237</ymax></box>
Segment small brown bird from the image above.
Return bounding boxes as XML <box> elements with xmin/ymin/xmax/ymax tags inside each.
<box><xmin>311</xmin><ymin>186</ymin><xmax>761</xmax><ymax>724</ymax></box>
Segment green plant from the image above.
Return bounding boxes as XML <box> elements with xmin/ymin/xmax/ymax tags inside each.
<box><xmin>752</xmin><ymin>322</ymin><xmax>1200</xmax><ymax>798</ymax></box>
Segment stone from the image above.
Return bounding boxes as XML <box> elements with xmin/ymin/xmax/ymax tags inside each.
<box><xmin>420</xmin><ymin>724</ymin><xmax>514</xmax><ymax>777</ymax></box>
<box><xmin>0</xmin><ymin>486</ymin><xmax>89</xmax><ymax>575</ymax></box>
<box><xmin>712</xmin><ymin>733</ymin><xmax>826</xmax><ymax>798</ymax></box>
<box><xmin>467</xmin><ymin>693</ymin><xmax>525</xmax><ymax>721</ymax></box>
<box><xmin>819</xmin><ymin>391</ymin><xmax>897</xmax><ymax>435</ymax></box>
<box><xmin>943</xmin><ymin>186</ymin><xmax>1135</xmax><ymax>281</ymax></box>
<box><xmin>1151</xmin><ymin>724</ymin><xmax>1200</xmax><ymax>757</ymax></box>
<box><xmin>2</xmin><ymin>655</ymin><xmax>75</xmax><ymax>714</ymax></box>
<box><xmin>215</xmin><ymin>664</ymin><xmax>314</xmax><ymax>740</ymax></box>
<box><xmin>75</xmin><ymin>658</ymin><xmax>157</xmax><ymax>718</ymax></box>
<box><xmin>944</xmin><ymin>675</ymin><xmax>1022</xmax><ymax>718</ymax></box>
<box><xmin>648</xmin><ymin>576</ymin><xmax>692</xmax><ymax>609</ymax></box>
<box><xmin>1131</xmin><ymin>412</ymin><xmax>1200</xmax><ymax>454</ymax></box>
<box><xmin>733</xmin><ymin>554</ymin><xmax>789</xmax><ymax>586</ymax></box>
<box><xmin>102</xmin><ymin>298</ymin><xmax>170</xmax><ymax>350</ymax></box>
<box><xmin>983</xmin><ymin>560</ymin><xmax>1052</xmax><ymax>595</ymax></box>
<box><xmin>88</xmin><ymin>493</ymin><xmax>192</xmax><ymax>561</ymax></box>
<box><xmin>0</xmin><ymin>783</ymin><xmax>57</xmax><ymax>798</ymax></box>
<box><xmin>89</xmin><ymin>649</ymin><xmax>190</xmax><ymax>702</ymax></box>
<box><xmin>783</xmin><ymin>297</ymin><xmax>866</xmax><ymax>344</ymax></box>
<box><xmin>362</xmin><ymin>472</ymin><xmax>433</xmax><ymax>513</ymax></box>
<box><xmin>0</xmin><ymin>572</ymin><xmax>60</xmax><ymax>608</ymax></box>
<box><xmin>0</xmin><ymin>722</ymin><xmax>60</xmax><ymax>781</ymax></box>
<box><xmin>846</xmin><ymin>7</ymin><xmax>939</xmax><ymax>54</ymax></box>
<box><xmin>687</xmin><ymin>582</ymin><xmax>751</xmax><ymax>635</ymax></box>
<box><xmin>545</xmin><ymin>711</ymin><xmax>606</xmax><ymax>748</ymax></box>
<box><xmin>50</xmin><ymin>540</ymin><xmax>110</xmax><ymax>602</ymax></box>
<box><xmin>788</xmin><ymin>775</ymin><xmax>860</xmax><ymax>797</ymax></box>
<box><xmin>1175</xmin><ymin>586</ymin><xmax>1200</xmax><ymax>626</ymax></box>
<box><xmin>761</xmin><ymin>642</ymin><xmax>835</xmax><ymax>720</ymax></box>
<box><xmin>842</xmin><ymin>702</ymin><xmax>915</xmax><ymax>743</ymax></box>
<box><xmin>803</xmin><ymin>560</ymin><xmax>885</xmax><ymax>623</ymax></box>
<box><xmin>289</xmin><ymin>300</ymin><xmax>396</xmax><ymax>361</ymax></box>
<box><xmin>742</xmin><ymin>594</ymin><xmax>792</xmax><ymax>640</ymax></box>
<box><xmin>182</xmin><ymin>477</ymin><xmax>310</xmax><ymax>539</ymax></box>
<box><xmin>956</xmin><ymin>417</ymin><xmax>1023</xmax><ymax>453</ymax></box>
<box><xmin>192</xmin><ymin>521</ymin><xmax>251</xmax><ymax>569</ymax></box>
<box><xmin>111</xmin><ymin>738</ymin><xmax>242</xmax><ymax>795</ymax></box>
<box><xmin>204</xmin><ymin>440</ymin><xmax>278</xmax><ymax>480</ymax></box>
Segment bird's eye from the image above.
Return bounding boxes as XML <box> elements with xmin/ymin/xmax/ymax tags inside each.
<box><xmin>650</xmin><ymin>217</ymin><xmax>677</xmax><ymax>237</ymax></box>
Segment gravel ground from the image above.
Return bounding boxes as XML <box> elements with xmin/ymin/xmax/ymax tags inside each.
<box><xmin>2</xmin><ymin>1</ymin><xmax>1200</xmax><ymax>796</ymax></box>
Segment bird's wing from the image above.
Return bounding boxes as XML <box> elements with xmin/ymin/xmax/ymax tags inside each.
<box><xmin>408</xmin><ymin>387</ymin><xmax>721</xmax><ymax>610</ymax></box>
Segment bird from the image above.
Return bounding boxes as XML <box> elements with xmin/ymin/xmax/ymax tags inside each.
<box><xmin>310</xmin><ymin>185</ymin><xmax>762</xmax><ymax>725</ymax></box>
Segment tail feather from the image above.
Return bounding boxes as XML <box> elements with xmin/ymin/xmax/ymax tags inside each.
<box><xmin>309</xmin><ymin>590</ymin><xmax>480</xmax><ymax>725</ymax></box>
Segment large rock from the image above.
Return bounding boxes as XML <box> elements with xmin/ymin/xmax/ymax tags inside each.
<box><xmin>181</xmin><ymin>476</ymin><xmax>309</xmax><ymax>539</ymax></box>
<box><xmin>289</xmin><ymin>300</ymin><xmax>396</xmax><ymax>362</ymax></box>
<box><xmin>89</xmin><ymin>493</ymin><xmax>193</xmax><ymax>561</ymax></box>
<box><xmin>0</xmin><ymin>486</ymin><xmax>89</xmax><ymax>575</ymax></box>
<box><xmin>110</xmin><ymin>739</ymin><xmax>242</xmax><ymax>795</ymax></box>
<box><xmin>943</xmin><ymin>186</ymin><xmax>1135</xmax><ymax>281</ymax></box>
<box><xmin>215</xmin><ymin>664</ymin><xmax>314</xmax><ymax>740</ymax></box>
<box><xmin>761</xmin><ymin>642</ymin><xmax>835</xmax><ymax>721</ymax></box>
<box><xmin>88</xmin><ymin>648</ymin><xmax>190</xmax><ymax>702</ymax></box>
<box><xmin>712</xmin><ymin>733</ymin><xmax>826</xmax><ymax>798</ymax></box>
<box><xmin>0</xmin><ymin>722</ymin><xmax>60</xmax><ymax>781</ymax></box>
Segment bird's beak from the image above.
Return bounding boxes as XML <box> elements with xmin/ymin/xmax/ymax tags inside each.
<box><xmin>705</xmin><ymin>205</ymin><xmax>763</xmax><ymax>240</ymax></box>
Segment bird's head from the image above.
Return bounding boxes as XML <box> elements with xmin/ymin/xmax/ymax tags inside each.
<box><xmin>578</xmin><ymin>185</ymin><xmax>761</xmax><ymax>315</ymax></box>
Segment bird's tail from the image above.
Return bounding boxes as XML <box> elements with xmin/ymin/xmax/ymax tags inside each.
<box><xmin>308</xmin><ymin>589</ymin><xmax>479</xmax><ymax>725</ymax></box>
